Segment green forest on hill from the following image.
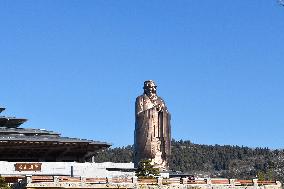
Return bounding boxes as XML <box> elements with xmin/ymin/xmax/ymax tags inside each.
<box><xmin>93</xmin><ymin>140</ymin><xmax>284</xmax><ymax>183</ymax></box>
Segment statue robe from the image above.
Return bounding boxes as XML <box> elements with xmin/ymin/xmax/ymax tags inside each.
<box><xmin>134</xmin><ymin>94</ymin><xmax>171</xmax><ymax>170</ymax></box>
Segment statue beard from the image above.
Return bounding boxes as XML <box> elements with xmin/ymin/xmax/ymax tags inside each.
<box><xmin>145</xmin><ymin>90</ymin><xmax>157</xmax><ymax>99</ymax></box>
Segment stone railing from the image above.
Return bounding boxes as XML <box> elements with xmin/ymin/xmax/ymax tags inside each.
<box><xmin>2</xmin><ymin>175</ymin><xmax>281</xmax><ymax>189</ymax></box>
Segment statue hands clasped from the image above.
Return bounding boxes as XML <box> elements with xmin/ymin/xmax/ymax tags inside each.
<box><xmin>156</xmin><ymin>103</ymin><xmax>164</xmax><ymax>112</ymax></box>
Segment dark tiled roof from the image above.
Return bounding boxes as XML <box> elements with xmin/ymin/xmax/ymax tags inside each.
<box><xmin>0</xmin><ymin>135</ymin><xmax>111</xmax><ymax>146</ymax></box>
<box><xmin>0</xmin><ymin>107</ymin><xmax>111</xmax><ymax>148</ymax></box>
<box><xmin>0</xmin><ymin>117</ymin><xmax>28</xmax><ymax>128</ymax></box>
<box><xmin>0</xmin><ymin>127</ymin><xmax>59</xmax><ymax>135</ymax></box>
<box><xmin>0</xmin><ymin>127</ymin><xmax>111</xmax><ymax>146</ymax></box>
<box><xmin>0</xmin><ymin>108</ymin><xmax>5</xmax><ymax>113</ymax></box>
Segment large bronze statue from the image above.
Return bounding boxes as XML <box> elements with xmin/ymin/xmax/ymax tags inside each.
<box><xmin>134</xmin><ymin>80</ymin><xmax>171</xmax><ymax>171</ymax></box>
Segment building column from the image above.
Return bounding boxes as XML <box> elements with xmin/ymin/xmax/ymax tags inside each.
<box><xmin>132</xmin><ymin>176</ymin><xmax>138</xmax><ymax>184</ymax></box>
<box><xmin>26</xmin><ymin>176</ymin><xmax>32</xmax><ymax>184</ymax></box>
<box><xmin>206</xmin><ymin>178</ymin><xmax>212</xmax><ymax>185</ymax></box>
<box><xmin>253</xmin><ymin>179</ymin><xmax>258</xmax><ymax>187</ymax></box>
<box><xmin>229</xmin><ymin>179</ymin><xmax>235</xmax><ymax>187</ymax></box>
<box><xmin>182</xmin><ymin>178</ymin><xmax>188</xmax><ymax>184</ymax></box>
<box><xmin>157</xmin><ymin>177</ymin><xmax>163</xmax><ymax>186</ymax></box>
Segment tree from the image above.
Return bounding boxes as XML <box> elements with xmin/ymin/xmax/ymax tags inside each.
<box><xmin>0</xmin><ymin>177</ymin><xmax>10</xmax><ymax>189</ymax></box>
<box><xmin>257</xmin><ymin>171</ymin><xmax>265</xmax><ymax>181</ymax></box>
<box><xmin>135</xmin><ymin>159</ymin><xmax>160</xmax><ymax>178</ymax></box>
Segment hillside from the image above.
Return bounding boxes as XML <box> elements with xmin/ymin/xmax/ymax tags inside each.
<box><xmin>93</xmin><ymin>140</ymin><xmax>284</xmax><ymax>183</ymax></box>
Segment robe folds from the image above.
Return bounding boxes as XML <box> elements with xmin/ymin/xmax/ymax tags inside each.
<box><xmin>134</xmin><ymin>94</ymin><xmax>171</xmax><ymax>170</ymax></box>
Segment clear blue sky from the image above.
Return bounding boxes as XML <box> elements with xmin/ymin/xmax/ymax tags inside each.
<box><xmin>1</xmin><ymin>0</ymin><xmax>283</xmax><ymax>149</ymax></box>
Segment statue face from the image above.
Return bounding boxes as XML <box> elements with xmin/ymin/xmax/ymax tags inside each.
<box><xmin>144</xmin><ymin>81</ymin><xmax>157</xmax><ymax>96</ymax></box>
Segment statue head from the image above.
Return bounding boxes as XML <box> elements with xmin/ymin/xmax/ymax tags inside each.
<box><xmin>143</xmin><ymin>80</ymin><xmax>157</xmax><ymax>97</ymax></box>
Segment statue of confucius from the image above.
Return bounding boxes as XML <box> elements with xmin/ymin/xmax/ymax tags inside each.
<box><xmin>134</xmin><ymin>80</ymin><xmax>171</xmax><ymax>171</ymax></box>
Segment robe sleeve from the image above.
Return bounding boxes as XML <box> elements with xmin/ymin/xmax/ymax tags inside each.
<box><xmin>135</xmin><ymin>96</ymin><xmax>144</xmax><ymax>116</ymax></box>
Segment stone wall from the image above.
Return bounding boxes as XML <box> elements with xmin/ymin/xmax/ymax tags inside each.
<box><xmin>0</xmin><ymin>161</ymin><xmax>135</xmax><ymax>178</ymax></box>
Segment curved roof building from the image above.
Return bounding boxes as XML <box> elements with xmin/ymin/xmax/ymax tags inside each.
<box><xmin>0</xmin><ymin>106</ymin><xmax>111</xmax><ymax>162</ymax></box>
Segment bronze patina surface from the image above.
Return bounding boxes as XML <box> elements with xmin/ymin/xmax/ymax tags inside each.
<box><xmin>134</xmin><ymin>80</ymin><xmax>171</xmax><ymax>171</ymax></box>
